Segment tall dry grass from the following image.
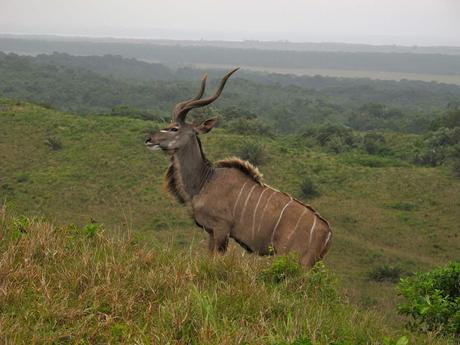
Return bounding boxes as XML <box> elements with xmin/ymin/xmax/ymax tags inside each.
<box><xmin>0</xmin><ymin>211</ymin><xmax>449</xmax><ymax>344</ymax></box>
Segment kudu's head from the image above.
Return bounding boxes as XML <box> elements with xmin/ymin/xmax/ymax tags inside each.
<box><xmin>145</xmin><ymin>68</ymin><xmax>239</xmax><ymax>153</ymax></box>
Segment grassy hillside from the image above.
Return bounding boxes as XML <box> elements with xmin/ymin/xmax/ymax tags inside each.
<box><xmin>1</xmin><ymin>100</ymin><xmax>459</xmax><ymax>343</ymax></box>
<box><xmin>2</xmin><ymin>209</ymin><xmax>446</xmax><ymax>345</ymax></box>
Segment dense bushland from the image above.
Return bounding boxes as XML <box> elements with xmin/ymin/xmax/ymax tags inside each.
<box><xmin>1</xmin><ymin>52</ymin><xmax>459</xmax><ymax>133</ymax></box>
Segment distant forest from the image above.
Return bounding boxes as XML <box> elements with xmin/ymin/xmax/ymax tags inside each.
<box><xmin>1</xmin><ymin>52</ymin><xmax>460</xmax><ymax>134</ymax></box>
<box><xmin>1</xmin><ymin>37</ymin><xmax>460</xmax><ymax>76</ymax></box>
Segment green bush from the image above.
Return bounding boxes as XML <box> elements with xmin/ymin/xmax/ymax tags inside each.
<box><xmin>397</xmin><ymin>262</ymin><xmax>460</xmax><ymax>336</ymax></box>
<box><xmin>45</xmin><ymin>136</ymin><xmax>62</xmax><ymax>151</ymax></box>
<box><xmin>239</xmin><ymin>140</ymin><xmax>268</xmax><ymax>165</ymax></box>
<box><xmin>110</xmin><ymin>104</ymin><xmax>163</xmax><ymax>121</ymax></box>
<box><xmin>82</xmin><ymin>222</ymin><xmax>103</xmax><ymax>238</ymax></box>
<box><xmin>414</xmin><ymin>127</ymin><xmax>460</xmax><ymax>167</ymax></box>
<box><xmin>259</xmin><ymin>254</ymin><xmax>302</xmax><ymax>283</ymax></box>
<box><xmin>225</xmin><ymin>118</ymin><xmax>275</xmax><ymax>137</ymax></box>
<box><xmin>299</xmin><ymin>177</ymin><xmax>320</xmax><ymax>200</ymax></box>
<box><xmin>413</xmin><ymin>149</ymin><xmax>445</xmax><ymax>167</ymax></box>
<box><xmin>301</xmin><ymin>123</ymin><xmax>356</xmax><ymax>153</ymax></box>
<box><xmin>382</xmin><ymin>336</ymin><xmax>410</xmax><ymax>345</ymax></box>
<box><xmin>452</xmin><ymin>144</ymin><xmax>460</xmax><ymax>178</ymax></box>
<box><xmin>368</xmin><ymin>264</ymin><xmax>405</xmax><ymax>283</ymax></box>
<box><xmin>363</xmin><ymin>132</ymin><xmax>390</xmax><ymax>155</ymax></box>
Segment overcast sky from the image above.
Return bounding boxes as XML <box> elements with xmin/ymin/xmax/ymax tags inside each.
<box><xmin>1</xmin><ymin>0</ymin><xmax>459</xmax><ymax>46</ymax></box>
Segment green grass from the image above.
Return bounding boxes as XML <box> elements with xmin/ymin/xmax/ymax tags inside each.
<box><xmin>1</xmin><ymin>99</ymin><xmax>459</xmax><ymax>343</ymax></box>
<box><xmin>0</xmin><ymin>209</ymin><xmax>453</xmax><ymax>344</ymax></box>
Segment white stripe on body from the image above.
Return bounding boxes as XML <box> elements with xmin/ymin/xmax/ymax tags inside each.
<box><xmin>270</xmin><ymin>197</ymin><xmax>293</xmax><ymax>244</ymax></box>
<box><xmin>286</xmin><ymin>208</ymin><xmax>308</xmax><ymax>242</ymax></box>
<box><xmin>256</xmin><ymin>190</ymin><xmax>277</xmax><ymax>234</ymax></box>
<box><xmin>308</xmin><ymin>215</ymin><xmax>318</xmax><ymax>248</ymax></box>
<box><xmin>321</xmin><ymin>231</ymin><xmax>332</xmax><ymax>253</ymax></box>
<box><xmin>239</xmin><ymin>184</ymin><xmax>258</xmax><ymax>222</ymax></box>
<box><xmin>251</xmin><ymin>187</ymin><xmax>269</xmax><ymax>240</ymax></box>
<box><xmin>232</xmin><ymin>181</ymin><xmax>248</xmax><ymax>217</ymax></box>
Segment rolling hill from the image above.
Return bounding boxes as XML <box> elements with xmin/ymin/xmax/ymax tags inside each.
<box><xmin>1</xmin><ymin>99</ymin><xmax>459</xmax><ymax>343</ymax></box>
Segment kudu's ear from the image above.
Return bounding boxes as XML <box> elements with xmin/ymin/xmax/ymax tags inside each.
<box><xmin>194</xmin><ymin>117</ymin><xmax>218</xmax><ymax>134</ymax></box>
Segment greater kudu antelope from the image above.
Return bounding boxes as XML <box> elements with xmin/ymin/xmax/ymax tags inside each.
<box><xmin>145</xmin><ymin>69</ymin><xmax>332</xmax><ymax>268</ymax></box>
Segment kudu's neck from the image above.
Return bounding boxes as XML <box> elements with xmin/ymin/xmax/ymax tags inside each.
<box><xmin>172</xmin><ymin>135</ymin><xmax>214</xmax><ymax>201</ymax></box>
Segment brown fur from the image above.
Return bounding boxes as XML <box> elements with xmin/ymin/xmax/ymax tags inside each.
<box><xmin>192</xmin><ymin>167</ymin><xmax>332</xmax><ymax>268</ymax></box>
<box><xmin>216</xmin><ymin>158</ymin><xmax>330</xmax><ymax>228</ymax></box>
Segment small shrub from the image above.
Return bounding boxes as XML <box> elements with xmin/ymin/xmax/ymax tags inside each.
<box><xmin>302</xmin><ymin>123</ymin><xmax>356</xmax><ymax>153</ymax></box>
<box><xmin>111</xmin><ymin>104</ymin><xmax>163</xmax><ymax>121</ymax></box>
<box><xmin>225</xmin><ymin>118</ymin><xmax>275</xmax><ymax>137</ymax></box>
<box><xmin>452</xmin><ymin>144</ymin><xmax>460</xmax><ymax>177</ymax></box>
<box><xmin>389</xmin><ymin>202</ymin><xmax>418</xmax><ymax>212</ymax></box>
<box><xmin>368</xmin><ymin>264</ymin><xmax>404</xmax><ymax>283</ymax></box>
<box><xmin>82</xmin><ymin>222</ymin><xmax>103</xmax><ymax>238</ymax></box>
<box><xmin>45</xmin><ymin>136</ymin><xmax>62</xmax><ymax>151</ymax></box>
<box><xmin>274</xmin><ymin>337</ymin><xmax>313</xmax><ymax>345</ymax></box>
<box><xmin>363</xmin><ymin>132</ymin><xmax>390</xmax><ymax>155</ymax></box>
<box><xmin>414</xmin><ymin>127</ymin><xmax>460</xmax><ymax>167</ymax></box>
<box><xmin>38</xmin><ymin>102</ymin><xmax>55</xmax><ymax>110</ymax></box>
<box><xmin>397</xmin><ymin>261</ymin><xmax>460</xmax><ymax>335</ymax></box>
<box><xmin>239</xmin><ymin>141</ymin><xmax>268</xmax><ymax>166</ymax></box>
<box><xmin>259</xmin><ymin>254</ymin><xmax>302</xmax><ymax>283</ymax></box>
<box><xmin>12</xmin><ymin>215</ymin><xmax>30</xmax><ymax>237</ymax></box>
<box><xmin>382</xmin><ymin>336</ymin><xmax>409</xmax><ymax>345</ymax></box>
<box><xmin>306</xmin><ymin>262</ymin><xmax>339</xmax><ymax>301</ymax></box>
<box><xmin>299</xmin><ymin>177</ymin><xmax>320</xmax><ymax>200</ymax></box>
<box><xmin>15</xmin><ymin>173</ymin><xmax>29</xmax><ymax>183</ymax></box>
<box><xmin>413</xmin><ymin>148</ymin><xmax>445</xmax><ymax>167</ymax></box>
<box><xmin>111</xmin><ymin>322</ymin><xmax>128</xmax><ymax>341</ymax></box>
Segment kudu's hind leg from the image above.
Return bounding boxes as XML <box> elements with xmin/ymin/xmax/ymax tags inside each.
<box><xmin>300</xmin><ymin>251</ymin><xmax>317</xmax><ymax>269</ymax></box>
<box><xmin>300</xmin><ymin>225</ymin><xmax>332</xmax><ymax>269</ymax></box>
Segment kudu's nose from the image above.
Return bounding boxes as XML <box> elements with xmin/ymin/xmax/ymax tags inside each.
<box><xmin>145</xmin><ymin>137</ymin><xmax>152</xmax><ymax>144</ymax></box>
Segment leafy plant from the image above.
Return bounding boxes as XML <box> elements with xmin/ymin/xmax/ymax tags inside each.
<box><xmin>397</xmin><ymin>262</ymin><xmax>460</xmax><ymax>336</ymax></box>
<box><xmin>225</xmin><ymin>118</ymin><xmax>275</xmax><ymax>137</ymax></box>
<box><xmin>301</xmin><ymin>123</ymin><xmax>357</xmax><ymax>153</ymax></box>
<box><xmin>299</xmin><ymin>176</ymin><xmax>320</xmax><ymax>200</ymax></box>
<box><xmin>44</xmin><ymin>136</ymin><xmax>62</xmax><ymax>151</ymax></box>
<box><xmin>368</xmin><ymin>264</ymin><xmax>405</xmax><ymax>283</ymax></box>
<box><xmin>382</xmin><ymin>335</ymin><xmax>410</xmax><ymax>345</ymax></box>
<box><xmin>239</xmin><ymin>140</ymin><xmax>268</xmax><ymax>165</ymax></box>
<box><xmin>259</xmin><ymin>254</ymin><xmax>302</xmax><ymax>283</ymax></box>
<box><xmin>82</xmin><ymin>222</ymin><xmax>103</xmax><ymax>238</ymax></box>
<box><xmin>363</xmin><ymin>132</ymin><xmax>390</xmax><ymax>155</ymax></box>
<box><xmin>11</xmin><ymin>215</ymin><xmax>30</xmax><ymax>237</ymax></box>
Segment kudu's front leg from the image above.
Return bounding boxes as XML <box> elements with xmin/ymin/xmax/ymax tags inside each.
<box><xmin>207</xmin><ymin>228</ymin><xmax>229</xmax><ymax>254</ymax></box>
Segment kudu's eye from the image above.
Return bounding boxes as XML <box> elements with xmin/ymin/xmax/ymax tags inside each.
<box><xmin>170</xmin><ymin>127</ymin><xmax>178</xmax><ymax>132</ymax></box>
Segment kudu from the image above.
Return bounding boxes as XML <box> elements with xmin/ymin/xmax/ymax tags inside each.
<box><xmin>145</xmin><ymin>69</ymin><xmax>332</xmax><ymax>268</ymax></box>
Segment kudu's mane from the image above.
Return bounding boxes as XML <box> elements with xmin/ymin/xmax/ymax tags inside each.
<box><xmin>163</xmin><ymin>164</ymin><xmax>186</xmax><ymax>204</ymax></box>
<box><xmin>215</xmin><ymin>157</ymin><xmax>264</xmax><ymax>185</ymax></box>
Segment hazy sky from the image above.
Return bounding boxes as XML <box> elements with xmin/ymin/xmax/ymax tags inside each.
<box><xmin>1</xmin><ymin>0</ymin><xmax>459</xmax><ymax>46</ymax></box>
